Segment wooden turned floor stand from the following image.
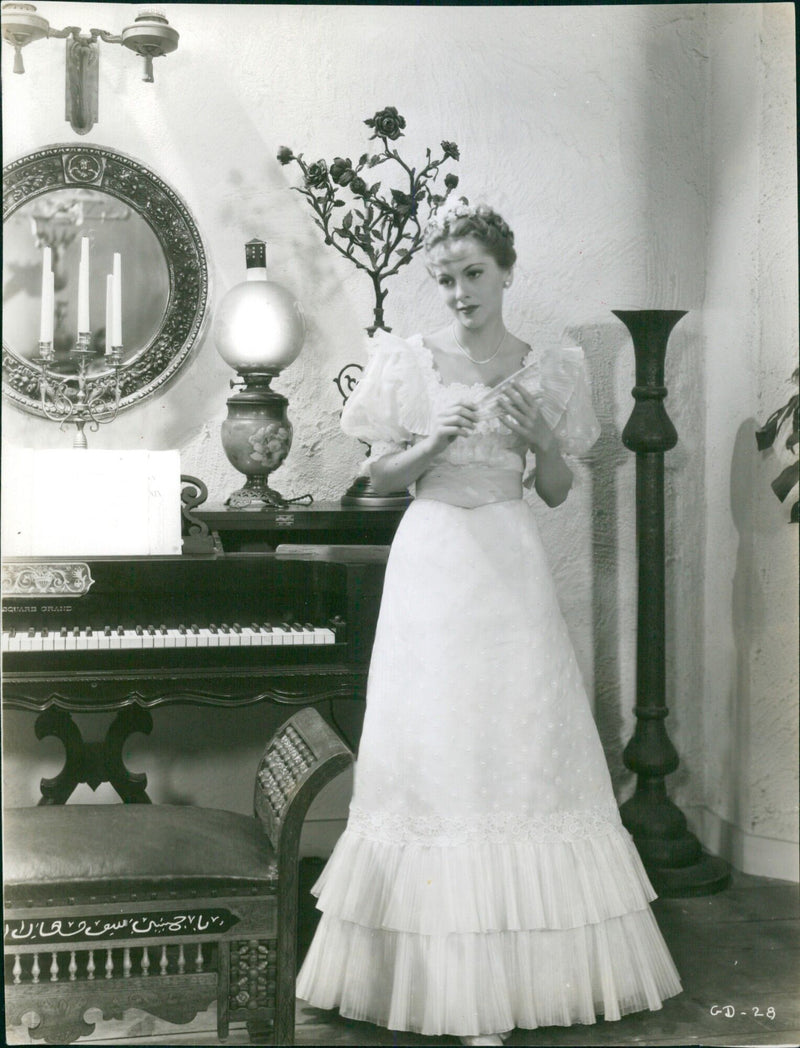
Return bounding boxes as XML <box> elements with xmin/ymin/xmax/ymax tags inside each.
<box><xmin>614</xmin><ymin>309</ymin><xmax>730</xmax><ymax>898</ymax></box>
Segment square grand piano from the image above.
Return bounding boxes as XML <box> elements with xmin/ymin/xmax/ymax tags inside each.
<box><xmin>2</xmin><ymin>498</ymin><xmax>403</xmax><ymax>804</ymax></box>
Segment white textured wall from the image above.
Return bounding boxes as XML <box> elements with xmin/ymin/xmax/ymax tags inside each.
<box><xmin>2</xmin><ymin>4</ymin><xmax>797</xmax><ymax>878</ymax></box>
<box><xmin>700</xmin><ymin>3</ymin><xmax>799</xmax><ymax>879</ymax></box>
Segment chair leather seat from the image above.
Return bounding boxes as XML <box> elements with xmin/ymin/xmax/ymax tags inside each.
<box><xmin>3</xmin><ymin>805</ymin><xmax>278</xmax><ymax>907</ymax></box>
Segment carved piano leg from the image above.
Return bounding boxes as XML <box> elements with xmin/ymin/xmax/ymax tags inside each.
<box><xmin>105</xmin><ymin>707</ymin><xmax>153</xmax><ymax>803</ymax></box>
<box><xmin>36</xmin><ymin>706</ymin><xmax>153</xmax><ymax>804</ymax></box>
<box><xmin>37</xmin><ymin>708</ymin><xmax>87</xmax><ymax>805</ymax></box>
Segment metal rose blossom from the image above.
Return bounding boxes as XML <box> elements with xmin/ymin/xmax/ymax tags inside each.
<box><xmin>364</xmin><ymin>106</ymin><xmax>406</xmax><ymax>141</ymax></box>
<box><xmin>276</xmin><ymin>108</ymin><xmax>460</xmax><ymax>334</ymax></box>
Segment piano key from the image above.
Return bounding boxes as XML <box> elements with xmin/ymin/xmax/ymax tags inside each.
<box><xmin>190</xmin><ymin>624</ymin><xmax>207</xmax><ymax>647</ymax></box>
<box><xmin>219</xmin><ymin>623</ymin><xmax>240</xmax><ymax>647</ymax></box>
<box><xmin>280</xmin><ymin>622</ymin><xmax>300</xmax><ymax>646</ymax></box>
<box><xmin>244</xmin><ymin>623</ymin><xmax>263</xmax><ymax>646</ymax></box>
<box><xmin>123</xmin><ymin>629</ymin><xmax>144</xmax><ymax>650</ymax></box>
<box><xmin>148</xmin><ymin>625</ymin><xmax>167</xmax><ymax>649</ymax></box>
<box><xmin>307</xmin><ymin>622</ymin><xmax>330</xmax><ymax>645</ymax></box>
<box><xmin>307</xmin><ymin>621</ymin><xmax>331</xmax><ymax>645</ymax></box>
<box><xmin>257</xmin><ymin>624</ymin><xmax>277</xmax><ymax>645</ymax></box>
<box><xmin>231</xmin><ymin>623</ymin><xmax>248</xmax><ymax>646</ymax></box>
<box><xmin>290</xmin><ymin>622</ymin><xmax>311</xmax><ymax>645</ymax></box>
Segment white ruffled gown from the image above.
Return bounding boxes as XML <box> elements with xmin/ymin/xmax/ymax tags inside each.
<box><xmin>296</xmin><ymin>333</ymin><xmax>681</xmax><ymax>1037</ymax></box>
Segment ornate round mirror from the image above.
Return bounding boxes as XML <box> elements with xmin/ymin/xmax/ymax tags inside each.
<box><xmin>2</xmin><ymin>144</ymin><xmax>209</xmax><ymax>415</ymax></box>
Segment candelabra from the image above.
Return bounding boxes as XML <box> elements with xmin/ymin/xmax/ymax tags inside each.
<box><xmin>33</xmin><ymin>336</ymin><xmax>123</xmax><ymax>448</ymax></box>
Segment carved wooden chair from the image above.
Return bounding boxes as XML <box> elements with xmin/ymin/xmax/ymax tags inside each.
<box><xmin>3</xmin><ymin>707</ymin><xmax>352</xmax><ymax>1045</ymax></box>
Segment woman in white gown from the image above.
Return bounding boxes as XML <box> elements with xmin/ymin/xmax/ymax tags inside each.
<box><xmin>296</xmin><ymin>201</ymin><xmax>681</xmax><ymax>1044</ymax></box>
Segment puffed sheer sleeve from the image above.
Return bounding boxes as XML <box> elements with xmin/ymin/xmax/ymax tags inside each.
<box><xmin>340</xmin><ymin>332</ymin><xmax>431</xmax><ymax>461</ymax></box>
<box><xmin>536</xmin><ymin>346</ymin><xmax>601</xmax><ymax>457</ymax></box>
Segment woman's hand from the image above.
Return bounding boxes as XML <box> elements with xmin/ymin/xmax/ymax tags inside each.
<box><xmin>369</xmin><ymin>398</ymin><xmax>477</xmax><ymax>495</ymax></box>
<box><xmin>422</xmin><ymin>400</ymin><xmax>479</xmax><ymax>456</ymax></box>
<box><xmin>498</xmin><ymin>383</ymin><xmax>573</xmax><ymax>506</ymax></box>
<box><xmin>497</xmin><ymin>384</ymin><xmax>554</xmax><ymax>452</ymax></box>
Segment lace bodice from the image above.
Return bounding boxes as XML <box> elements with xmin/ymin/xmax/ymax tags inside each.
<box><xmin>340</xmin><ymin>331</ymin><xmax>600</xmax><ymax>486</ymax></box>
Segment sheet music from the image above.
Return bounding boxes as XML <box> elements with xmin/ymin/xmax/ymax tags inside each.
<box><xmin>1</xmin><ymin>450</ymin><xmax>182</xmax><ymax>556</ymax></box>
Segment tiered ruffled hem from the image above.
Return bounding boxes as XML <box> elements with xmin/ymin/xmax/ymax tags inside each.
<box><xmin>312</xmin><ymin>820</ymin><xmax>657</xmax><ymax>935</ymax></box>
<box><xmin>296</xmin><ymin>826</ymin><xmax>682</xmax><ymax>1036</ymax></box>
<box><xmin>297</xmin><ymin>909</ymin><xmax>681</xmax><ymax>1036</ymax></box>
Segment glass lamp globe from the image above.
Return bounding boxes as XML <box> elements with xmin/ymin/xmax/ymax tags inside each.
<box><xmin>213</xmin><ymin>240</ymin><xmax>305</xmax><ymax>375</ymax></box>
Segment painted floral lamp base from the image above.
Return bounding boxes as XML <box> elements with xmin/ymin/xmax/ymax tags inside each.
<box><xmin>221</xmin><ymin>378</ymin><xmax>293</xmax><ymax>508</ymax></box>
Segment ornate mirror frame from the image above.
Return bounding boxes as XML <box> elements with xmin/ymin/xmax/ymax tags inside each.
<box><xmin>3</xmin><ymin>144</ymin><xmax>209</xmax><ymax>416</ymax></box>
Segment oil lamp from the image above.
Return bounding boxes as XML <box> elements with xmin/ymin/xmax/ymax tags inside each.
<box><xmin>213</xmin><ymin>239</ymin><xmax>306</xmax><ymax>507</ymax></box>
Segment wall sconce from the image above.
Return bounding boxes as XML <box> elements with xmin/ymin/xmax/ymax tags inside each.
<box><xmin>1</xmin><ymin>3</ymin><xmax>179</xmax><ymax>135</ymax></box>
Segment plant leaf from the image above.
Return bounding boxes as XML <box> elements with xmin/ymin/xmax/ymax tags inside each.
<box><xmin>772</xmin><ymin>461</ymin><xmax>799</xmax><ymax>502</ymax></box>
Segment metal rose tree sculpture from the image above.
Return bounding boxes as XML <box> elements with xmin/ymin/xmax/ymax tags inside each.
<box><xmin>278</xmin><ymin>108</ymin><xmax>460</xmax><ymax>505</ymax></box>
<box><xmin>277</xmin><ymin>106</ymin><xmax>460</xmax><ymax>336</ymax></box>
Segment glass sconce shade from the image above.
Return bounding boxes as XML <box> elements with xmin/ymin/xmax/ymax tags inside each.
<box><xmin>1</xmin><ymin>2</ymin><xmax>49</xmax><ymax>72</ymax></box>
<box><xmin>121</xmin><ymin>9</ymin><xmax>179</xmax><ymax>81</ymax></box>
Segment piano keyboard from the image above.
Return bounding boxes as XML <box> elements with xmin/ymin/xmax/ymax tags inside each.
<box><xmin>2</xmin><ymin>622</ymin><xmax>337</xmax><ymax>654</ymax></box>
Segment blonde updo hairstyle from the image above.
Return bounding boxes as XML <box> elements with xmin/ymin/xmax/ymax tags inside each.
<box><xmin>424</xmin><ymin>201</ymin><xmax>517</xmax><ymax>271</ymax></box>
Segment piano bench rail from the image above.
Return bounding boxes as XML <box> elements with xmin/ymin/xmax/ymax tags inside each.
<box><xmin>3</xmin><ymin>707</ymin><xmax>353</xmax><ymax>1046</ymax></box>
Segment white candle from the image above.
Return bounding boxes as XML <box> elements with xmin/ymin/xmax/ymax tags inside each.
<box><xmin>41</xmin><ymin>270</ymin><xmax>55</xmax><ymax>345</ymax></box>
<box><xmin>105</xmin><ymin>274</ymin><xmax>114</xmax><ymax>354</ymax></box>
<box><xmin>111</xmin><ymin>252</ymin><xmax>122</xmax><ymax>346</ymax></box>
<box><xmin>77</xmin><ymin>237</ymin><xmax>90</xmax><ymax>334</ymax></box>
<box><xmin>39</xmin><ymin>246</ymin><xmax>53</xmax><ymax>343</ymax></box>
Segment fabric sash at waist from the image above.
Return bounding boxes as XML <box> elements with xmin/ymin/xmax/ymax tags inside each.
<box><xmin>415</xmin><ymin>466</ymin><xmax>522</xmax><ymax>508</ymax></box>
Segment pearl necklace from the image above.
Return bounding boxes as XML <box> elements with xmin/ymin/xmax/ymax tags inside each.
<box><xmin>452</xmin><ymin>323</ymin><xmax>508</xmax><ymax>365</ymax></box>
